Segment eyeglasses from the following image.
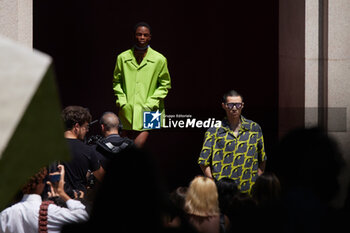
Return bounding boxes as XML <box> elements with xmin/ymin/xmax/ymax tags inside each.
<box><xmin>225</xmin><ymin>102</ymin><xmax>243</xmax><ymax>109</ymax></box>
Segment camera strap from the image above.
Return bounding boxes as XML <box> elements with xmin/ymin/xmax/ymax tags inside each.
<box><xmin>38</xmin><ymin>200</ymin><xmax>54</xmax><ymax>233</ymax></box>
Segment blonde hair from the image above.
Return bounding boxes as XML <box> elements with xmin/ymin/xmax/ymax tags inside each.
<box><xmin>184</xmin><ymin>176</ymin><xmax>220</xmax><ymax>217</ymax></box>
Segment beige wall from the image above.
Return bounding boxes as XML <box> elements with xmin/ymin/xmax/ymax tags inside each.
<box><xmin>305</xmin><ymin>0</ymin><xmax>319</xmax><ymax>128</ymax></box>
<box><xmin>328</xmin><ymin>0</ymin><xmax>350</xmax><ymax>207</ymax></box>
<box><xmin>280</xmin><ymin>0</ymin><xmax>350</xmax><ymax>207</ymax></box>
<box><xmin>328</xmin><ymin>0</ymin><xmax>350</xmax><ymax>149</ymax></box>
<box><xmin>0</xmin><ymin>0</ymin><xmax>32</xmax><ymax>47</ymax></box>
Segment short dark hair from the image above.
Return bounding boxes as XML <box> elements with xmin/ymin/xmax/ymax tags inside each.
<box><xmin>62</xmin><ymin>106</ymin><xmax>92</xmax><ymax>130</ymax></box>
<box><xmin>134</xmin><ymin>22</ymin><xmax>151</xmax><ymax>34</ymax></box>
<box><xmin>222</xmin><ymin>90</ymin><xmax>243</xmax><ymax>103</ymax></box>
<box><xmin>251</xmin><ymin>172</ymin><xmax>281</xmax><ymax>206</ymax></box>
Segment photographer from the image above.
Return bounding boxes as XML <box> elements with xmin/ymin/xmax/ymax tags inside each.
<box><xmin>61</xmin><ymin>106</ymin><xmax>104</xmax><ymax>197</ymax></box>
<box><xmin>91</xmin><ymin>112</ymin><xmax>134</xmax><ymax>171</ymax></box>
<box><xmin>0</xmin><ymin>165</ymin><xmax>88</xmax><ymax>233</ymax></box>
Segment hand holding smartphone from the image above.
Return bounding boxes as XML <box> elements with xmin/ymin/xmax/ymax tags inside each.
<box><xmin>49</xmin><ymin>174</ymin><xmax>61</xmax><ymax>183</ymax></box>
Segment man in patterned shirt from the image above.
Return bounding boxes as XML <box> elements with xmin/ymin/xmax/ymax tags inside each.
<box><xmin>198</xmin><ymin>90</ymin><xmax>266</xmax><ymax>193</ymax></box>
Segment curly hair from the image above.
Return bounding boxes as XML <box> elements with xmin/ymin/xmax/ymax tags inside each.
<box><xmin>62</xmin><ymin>106</ymin><xmax>92</xmax><ymax>130</ymax></box>
<box><xmin>22</xmin><ymin>167</ymin><xmax>48</xmax><ymax>194</ymax></box>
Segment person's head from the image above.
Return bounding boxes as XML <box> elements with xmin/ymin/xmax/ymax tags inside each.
<box><xmin>230</xmin><ymin>192</ymin><xmax>257</xmax><ymax>211</ymax></box>
<box><xmin>134</xmin><ymin>22</ymin><xmax>152</xmax><ymax>49</ymax></box>
<box><xmin>215</xmin><ymin>178</ymin><xmax>239</xmax><ymax>214</ymax></box>
<box><xmin>99</xmin><ymin>112</ymin><xmax>120</xmax><ymax>136</ymax></box>
<box><xmin>169</xmin><ymin>186</ymin><xmax>188</xmax><ymax>211</ymax></box>
<box><xmin>22</xmin><ymin>167</ymin><xmax>48</xmax><ymax>195</ymax></box>
<box><xmin>227</xmin><ymin>192</ymin><xmax>258</xmax><ymax>231</ymax></box>
<box><xmin>184</xmin><ymin>176</ymin><xmax>220</xmax><ymax>217</ymax></box>
<box><xmin>62</xmin><ymin>106</ymin><xmax>92</xmax><ymax>140</ymax></box>
<box><xmin>251</xmin><ymin>172</ymin><xmax>281</xmax><ymax>206</ymax></box>
<box><xmin>274</xmin><ymin>127</ymin><xmax>344</xmax><ymax>203</ymax></box>
<box><xmin>162</xmin><ymin>186</ymin><xmax>188</xmax><ymax>227</ymax></box>
<box><xmin>222</xmin><ymin>89</ymin><xmax>244</xmax><ymax>119</ymax></box>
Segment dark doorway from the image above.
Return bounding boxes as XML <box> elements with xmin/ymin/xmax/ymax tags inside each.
<box><xmin>34</xmin><ymin>0</ymin><xmax>278</xmax><ymax>191</ymax></box>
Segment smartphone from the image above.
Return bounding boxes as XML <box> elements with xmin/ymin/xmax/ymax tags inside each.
<box><xmin>49</xmin><ymin>174</ymin><xmax>61</xmax><ymax>183</ymax></box>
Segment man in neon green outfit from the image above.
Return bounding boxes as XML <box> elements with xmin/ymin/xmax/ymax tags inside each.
<box><xmin>113</xmin><ymin>22</ymin><xmax>171</xmax><ymax>147</ymax></box>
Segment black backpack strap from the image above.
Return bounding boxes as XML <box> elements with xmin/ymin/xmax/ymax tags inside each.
<box><xmin>96</xmin><ymin>137</ymin><xmax>132</xmax><ymax>157</ymax></box>
<box><xmin>105</xmin><ymin>141</ymin><xmax>129</xmax><ymax>153</ymax></box>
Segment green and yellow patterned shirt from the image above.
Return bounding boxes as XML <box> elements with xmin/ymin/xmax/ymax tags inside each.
<box><xmin>198</xmin><ymin>116</ymin><xmax>266</xmax><ymax>193</ymax></box>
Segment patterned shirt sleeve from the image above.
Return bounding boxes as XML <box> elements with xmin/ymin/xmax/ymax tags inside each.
<box><xmin>257</xmin><ymin>124</ymin><xmax>267</xmax><ymax>162</ymax></box>
<box><xmin>198</xmin><ymin>128</ymin><xmax>216</xmax><ymax>166</ymax></box>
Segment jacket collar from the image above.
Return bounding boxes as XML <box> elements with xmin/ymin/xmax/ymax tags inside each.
<box><xmin>124</xmin><ymin>46</ymin><xmax>156</xmax><ymax>69</ymax></box>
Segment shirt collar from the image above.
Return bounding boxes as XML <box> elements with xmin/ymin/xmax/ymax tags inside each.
<box><xmin>240</xmin><ymin>116</ymin><xmax>251</xmax><ymax>130</ymax></box>
<box><xmin>21</xmin><ymin>194</ymin><xmax>42</xmax><ymax>203</ymax></box>
<box><xmin>106</xmin><ymin>134</ymin><xmax>121</xmax><ymax>139</ymax></box>
<box><xmin>221</xmin><ymin>115</ymin><xmax>250</xmax><ymax>131</ymax></box>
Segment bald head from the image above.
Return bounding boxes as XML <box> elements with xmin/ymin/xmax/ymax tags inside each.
<box><xmin>100</xmin><ymin>112</ymin><xmax>120</xmax><ymax>135</ymax></box>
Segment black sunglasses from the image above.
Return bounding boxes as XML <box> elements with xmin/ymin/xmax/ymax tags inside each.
<box><xmin>225</xmin><ymin>102</ymin><xmax>243</xmax><ymax>109</ymax></box>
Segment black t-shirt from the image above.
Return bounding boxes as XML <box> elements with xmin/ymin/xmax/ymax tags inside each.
<box><xmin>93</xmin><ymin>134</ymin><xmax>134</xmax><ymax>169</ymax></box>
<box><xmin>64</xmin><ymin>138</ymin><xmax>100</xmax><ymax>193</ymax></box>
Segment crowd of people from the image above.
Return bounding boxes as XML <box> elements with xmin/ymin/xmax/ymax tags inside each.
<box><xmin>1</xmin><ymin>22</ymin><xmax>350</xmax><ymax>233</ymax></box>
<box><xmin>0</xmin><ymin>102</ymin><xmax>349</xmax><ymax>233</ymax></box>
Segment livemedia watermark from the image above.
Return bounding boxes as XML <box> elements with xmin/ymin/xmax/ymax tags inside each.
<box><xmin>143</xmin><ymin>110</ymin><xmax>221</xmax><ymax>129</ymax></box>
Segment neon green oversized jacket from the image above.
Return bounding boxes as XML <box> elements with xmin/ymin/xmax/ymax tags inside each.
<box><xmin>113</xmin><ymin>47</ymin><xmax>171</xmax><ymax>131</ymax></box>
